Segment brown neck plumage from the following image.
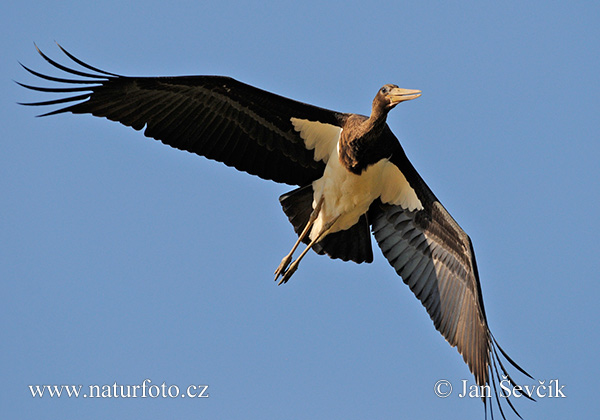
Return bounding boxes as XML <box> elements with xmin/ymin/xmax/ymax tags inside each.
<box><xmin>338</xmin><ymin>101</ymin><xmax>391</xmax><ymax>174</ymax></box>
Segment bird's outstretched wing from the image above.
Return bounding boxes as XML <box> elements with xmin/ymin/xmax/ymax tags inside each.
<box><xmin>18</xmin><ymin>44</ymin><xmax>348</xmax><ymax>186</ymax></box>
<box><xmin>369</xmin><ymin>132</ymin><xmax>533</xmax><ymax>419</ymax></box>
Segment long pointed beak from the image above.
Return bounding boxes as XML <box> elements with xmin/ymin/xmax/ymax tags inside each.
<box><xmin>388</xmin><ymin>88</ymin><xmax>422</xmax><ymax>104</ymax></box>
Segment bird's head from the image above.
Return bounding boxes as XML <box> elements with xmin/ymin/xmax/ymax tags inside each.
<box><xmin>374</xmin><ymin>84</ymin><xmax>422</xmax><ymax>112</ymax></box>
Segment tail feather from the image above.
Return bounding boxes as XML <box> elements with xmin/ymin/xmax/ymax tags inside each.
<box><xmin>279</xmin><ymin>186</ymin><xmax>373</xmax><ymax>264</ymax></box>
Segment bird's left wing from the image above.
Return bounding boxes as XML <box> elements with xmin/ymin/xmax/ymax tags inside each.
<box><xmin>369</xmin><ymin>131</ymin><xmax>532</xmax><ymax>419</ymax></box>
<box><xmin>18</xmin><ymin>44</ymin><xmax>348</xmax><ymax>186</ymax></box>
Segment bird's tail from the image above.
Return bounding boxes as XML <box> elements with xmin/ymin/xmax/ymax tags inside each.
<box><xmin>279</xmin><ymin>185</ymin><xmax>373</xmax><ymax>264</ymax></box>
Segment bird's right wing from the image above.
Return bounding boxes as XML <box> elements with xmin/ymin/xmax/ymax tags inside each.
<box><xmin>18</xmin><ymin>44</ymin><xmax>349</xmax><ymax>186</ymax></box>
<box><xmin>369</xmin><ymin>134</ymin><xmax>532</xmax><ymax>419</ymax></box>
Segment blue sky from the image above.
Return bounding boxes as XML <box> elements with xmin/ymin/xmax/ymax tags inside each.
<box><xmin>2</xmin><ymin>1</ymin><xmax>598</xmax><ymax>418</ymax></box>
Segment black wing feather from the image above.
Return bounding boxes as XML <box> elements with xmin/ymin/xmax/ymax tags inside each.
<box><xmin>18</xmin><ymin>45</ymin><xmax>348</xmax><ymax>186</ymax></box>
<box><xmin>369</xmin><ymin>134</ymin><xmax>531</xmax><ymax>419</ymax></box>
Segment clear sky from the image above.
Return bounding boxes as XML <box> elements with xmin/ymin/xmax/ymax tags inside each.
<box><xmin>2</xmin><ymin>1</ymin><xmax>598</xmax><ymax>419</ymax></box>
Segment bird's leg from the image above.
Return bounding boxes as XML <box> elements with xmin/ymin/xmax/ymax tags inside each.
<box><xmin>277</xmin><ymin>214</ymin><xmax>340</xmax><ymax>285</ymax></box>
<box><xmin>274</xmin><ymin>196</ymin><xmax>324</xmax><ymax>282</ymax></box>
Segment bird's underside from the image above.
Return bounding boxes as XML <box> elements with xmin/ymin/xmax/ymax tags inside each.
<box><xmin>273</xmin><ymin>121</ymin><xmax>425</xmax><ymax>284</ymax></box>
<box><xmin>18</xmin><ymin>44</ymin><xmax>533</xmax><ymax>419</ymax></box>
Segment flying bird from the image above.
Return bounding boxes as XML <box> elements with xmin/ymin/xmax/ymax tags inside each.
<box><xmin>19</xmin><ymin>44</ymin><xmax>532</xmax><ymax>418</ymax></box>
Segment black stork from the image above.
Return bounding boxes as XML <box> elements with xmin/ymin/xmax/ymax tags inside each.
<box><xmin>18</xmin><ymin>44</ymin><xmax>532</xmax><ymax>418</ymax></box>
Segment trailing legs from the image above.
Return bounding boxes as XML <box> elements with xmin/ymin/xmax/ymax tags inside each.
<box><xmin>274</xmin><ymin>196</ymin><xmax>340</xmax><ymax>284</ymax></box>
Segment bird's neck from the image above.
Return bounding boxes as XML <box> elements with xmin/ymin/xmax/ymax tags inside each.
<box><xmin>365</xmin><ymin>105</ymin><xmax>389</xmax><ymax>134</ymax></box>
<box><xmin>337</xmin><ymin>107</ymin><xmax>390</xmax><ymax>175</ymax></box>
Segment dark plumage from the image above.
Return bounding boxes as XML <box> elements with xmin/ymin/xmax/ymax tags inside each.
<box><xmin>18</xmin><ymin>44</ymin><xmax>532</xmax><ymax>419</ymax></box>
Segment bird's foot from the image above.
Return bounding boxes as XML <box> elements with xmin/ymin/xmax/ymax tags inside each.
<box><xmin>278</xmin><ymin>261</ymin><xmax>299</xmax><ymax>285</ymax></box>
<box><xmin>274</xmin><ymin>254</ymin><xmax>292</xmax><ymax>283</ymax></box>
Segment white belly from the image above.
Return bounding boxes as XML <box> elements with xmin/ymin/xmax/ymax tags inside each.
<box><xmin>310</xmin><ymin>147</ymin><xmax>387</xmax><ymax>241</ymax></box>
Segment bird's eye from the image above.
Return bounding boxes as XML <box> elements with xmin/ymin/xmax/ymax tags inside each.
<box><xmin>381</xmin><ymin>87</ymin><xmax>389</xmax><ymax>94</ymax></box>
